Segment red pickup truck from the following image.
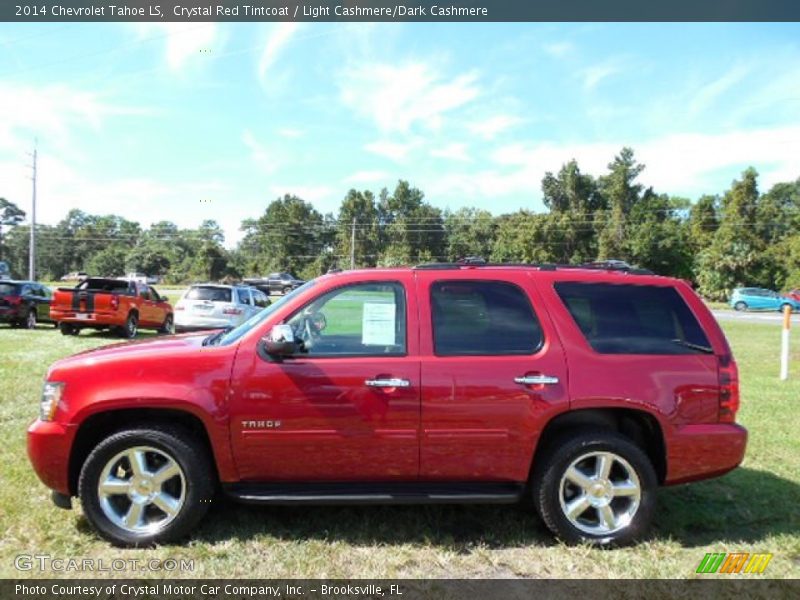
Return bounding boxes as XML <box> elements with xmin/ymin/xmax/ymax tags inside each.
<box><xmin>50</xmin><ymin>278</ymin><xmax>174</xmax><ymax>338</ymax></box>
<box><xmin>28</xmin><ymin>264</ymin><xmax>746</xmax><ymax>547</ymax></box>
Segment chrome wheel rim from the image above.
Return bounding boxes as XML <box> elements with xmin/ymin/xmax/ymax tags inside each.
<box><xmin>127</xmin><ymin>316</ymin><xmax>137</xmax><ymax>337</ymax></box>
<box><xmin>27</xmin><ymin>311</ymin><xmax>36</xmax><ymax>328</ymax></box>
<box><xmin>97</xmin><ymin>446</ymin><xmax>186</xmax><ymax>534</ymax></box>
<box><xmin>558</xmin><ymin>451</ymin><xmax>641</xmax><ymax>536</ymax></box>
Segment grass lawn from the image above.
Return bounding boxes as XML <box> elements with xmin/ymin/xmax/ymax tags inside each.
<box><xmin>0</xmin><ymin>320</ymin><xmax>798</xmax><ymax>579</ymax></box>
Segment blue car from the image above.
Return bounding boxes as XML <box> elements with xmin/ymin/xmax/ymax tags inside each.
<box><xmin>729</xmin><ymin>287</ymin><xmax>800</xmax><ymax>312</ymax></box>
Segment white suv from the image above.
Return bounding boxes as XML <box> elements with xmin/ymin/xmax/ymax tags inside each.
<box><xmin>174</xmin><ymin>284</ymin><xmax>269</xmax><ymax>332</ymax></box>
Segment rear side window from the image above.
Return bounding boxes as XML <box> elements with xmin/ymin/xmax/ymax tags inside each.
<box><xmin>431</xmin><ymin>280</ymin><xmax>543</xmax><ymax>356</ymax></box>
<box><xmin>0</xmin><ymin>283</ymin><xmax>20</xmax><ymax>295</ymax></box>
<box><xmin>237</xmin><ymin>288</ymin><xmax>252</xmax><ymax>305</ymax></box>
<box><xmin>554</xmin><ymin>282</ymin><xmax>711</xmax><ymax>355</ymax></box>
<box><xmin>186</xmin><ymin>286</ymin><xmax>232</xmax><ymax>302</ymax></box>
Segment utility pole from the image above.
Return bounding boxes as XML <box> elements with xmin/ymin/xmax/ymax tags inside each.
<box><xmin>350</xmin><ymin>217</ymin><xmax>356</xmax><ymax>270</ymax></box>
<box><xmin>28</xmin><ymin>140</ymin><xmax>37</xmax><ymax>281</ymax></box>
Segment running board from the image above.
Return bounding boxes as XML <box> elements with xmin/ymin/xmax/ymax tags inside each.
<box><xmin>223</xmin><ymin>482</ymin><xmax>524</xmax><ymax>506</ymax></box>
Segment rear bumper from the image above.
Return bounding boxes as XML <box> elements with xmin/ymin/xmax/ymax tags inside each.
<box><xmin>175</xmin><ymin>314</ymin><xmax>241</xmax><ymax>331</ymax></box>
<box><xmin>50</xmin><ymin>309</ymin><xmax>122</xmax><ymax>327</ymax></box>
<box><xmin>27</xmin><ymin>419</ymin><xmax>75</xmax><ymax>496</ymax></box>
<box><xmin>665</xmin><ymin>423</ymin><xmax>747</xmax><ymax>485</ymax></box>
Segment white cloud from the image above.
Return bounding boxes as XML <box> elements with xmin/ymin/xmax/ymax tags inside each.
<box><xmin>468</xmin><ymin>115</ymin><xmax>521</xmax><ymax>140</ymax></box>
<box><xmin>340</xmin><ymin>61</ymin><xmax>480</xmax><ymax>133</ymax></box>
<box><xmin>258</xmin><ymin>23</ymin><xmax>300</xmax><ymax>83</ymax></box>
<box><xmin>689</xmin><ymin>63</ymin><xmax>752</xmax><ymax>116</ymax></box>
<box><xmin>278</xmin><ymin>127</ymin><xmax>304</xmax><ymax>138</ymax></box>
<box><xmin>543</xmin><ymin>41</ymin><xmax>574</xmax><ymax>58</ymax></box>
<box><xmin>343</xmin><ymin>170</ymin><xmax>389</xmax><ymax>184</ymax></box>
<box><xmin>580</xmin><ymin>60</ymin><xmax>622</xmax><ymax>90</ymax></box>
<box><xmin>242</xmin><ymin>130</ymin><xmax>279</xmax><ymax>174</ymax></box>
<box><xmin>364</xmin><ymin>139</ymin><xmax>418</xmax><ymax>161</ymax></box>
<box><xmin>0</xmin><ymin>82</ymin><xmax>148</xmax><ymax>151</ymax></box>
<box><xmin>130</xmin><ymin>23</ymin><xmax>219</xmax><ymax>71</ymax></box>
<box><xmin>430</xmin><ymin>143</ymin><xmax>471</xmax><ymax>162</ymax></box>
<box><xmin>424</xmin><ymin>125</ymin><xmax>800</xmax><ymax>206</ymax></box>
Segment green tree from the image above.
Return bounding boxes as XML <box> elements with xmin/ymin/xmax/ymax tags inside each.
<box><xmin>0</xmin><ymin>198</ymin><xmax>26</xmax><ymax>261</ymax></box>
<box><xmin>336</xmin><ymin>189</ymin><xmax>380</xmax><ymax>268</ymax></box>
<box><xmin>597</xmin><ymin>147</ymin><xmax>644</xmax><ymax>260</ymax></box>
<box><xmin>687</xmin><ymin>194</ymin><xmax>719</xmax><ymax>254</ymax></box>
<box><xmin>238</xmin><ymin>194</ymin><xmax>327</xmax><ymax>276</ymax></box>
<box><xmin>377</xmin><ymin>180</ymin><xmax>445</xmax><ymax>265</ymax></box>
<box><xmin>696</xmin><ymin>168</ymin><xmax>772</xmax><ymax>299</ymax></box>
<box><xmin>541</xmin><ymin>160</ymin><xmax>603</xmax><ymax>263</ymax></box>
<box><xmin>444</xmin><ymin>207</ymin><xmax>496</xmax><ymax>261</ymax></box>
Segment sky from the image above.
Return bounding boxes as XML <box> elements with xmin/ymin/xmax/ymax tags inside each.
<box><xmin>0</xmin><ymin>22</ymin><xmax>799</xmax><ymax>247</ymax></box>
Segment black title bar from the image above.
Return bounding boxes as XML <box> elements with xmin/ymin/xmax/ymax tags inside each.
<box><xmin>3</xmin><ymin>1</ymin><xmax>800</xmax><ymax>22</ymax></box>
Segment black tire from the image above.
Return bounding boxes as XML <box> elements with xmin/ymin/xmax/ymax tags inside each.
<box><xmin>734</xmin><ymin>301</ymin><xmax>747</xmax><ymax>312</ymax></box>
<box><xmin>282</xmin><ymin>286</ymin><xmax>292</xmax><ymax>295</ymax></box>
<box><xmin>159</xmin><ymin>313</ymin><xmax>174</xmax><ymax>335</ymax></box>
<box><xmin>78</xmin><ymin>425</ymin><xmax>215</xmax><ymax>547</ymax></box>
<box><xmin>780</xmin><ymin>303</ymin><xmax>793</xmax><ymax>314</ymax></box>
<box><xmin>531</xmin><ymin>429</ymin><xmax>657</xmax><ymax>547</ymax></box>
<box><xmin>59</xmin><ymin>322</ymin><xmax>79</xmax><ymax>336</ymax></box>
<box><xmin>121</xmin><ymin>312</ymin><xmax>138</xmax><ymax>339</ymax></box>
<box><xmin>25</xmin><ymin>309</ymin><xmax>37</xmax><ymax>330</ymax></box>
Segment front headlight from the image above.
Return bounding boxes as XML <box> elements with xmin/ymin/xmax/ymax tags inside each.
<box><xmin>40</xmin><ymin>382</ymin><xmax>64</xmax><ymax>421</ymax></box>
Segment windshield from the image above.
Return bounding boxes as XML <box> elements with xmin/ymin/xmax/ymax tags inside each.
<box><xmin>185</xmin><ymin>286</ymin><xmax>232</xmax><ymax>302</ymax></box>
<box><xmin>216</xmin><ymin>279</ymin><xmax>317</xmax><ymax>346</ymax></box>
<box><xmin>0</xmin><ymin>283</ymin><xmax>21</xmax><ymax>295</ymax></box>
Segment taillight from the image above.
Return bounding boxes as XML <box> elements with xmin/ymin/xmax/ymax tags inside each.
<box><xmin>718</xmin><ymin>353</ymin><xmax>740</xmax><ymax>423</ymax></box>
<box><xmin>175</xmin><ymin>305</ymin><xmax>185</xmax><ymax>311</ymax></box>
<box><xmin>110</xmin><ymin>295</ymin><xmax>119</xmax><ymax>310</ymax></box>
<box><xmin>3</xmin><ymin>295</ymin><xmax>22</xmax><ymax>305</ymax></box>
<box><xmin>223</xmin><ymin>307</ymin><xmax>243</xmax><ymax>315</ymax></box>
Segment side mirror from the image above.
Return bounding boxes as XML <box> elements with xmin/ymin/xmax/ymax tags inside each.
<box><xmin>262</xmin><ymin>324</ymin><xmax>297</xmax><ymax>357</ymax></box>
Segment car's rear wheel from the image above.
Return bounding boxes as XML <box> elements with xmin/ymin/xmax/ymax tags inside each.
<box><xmin>734</xmin><ymin>301</ymin><xmax>747</xmax><ymax>311</ymax></box>
<box><xmin>282</xmin><ymin>286</ymin><xmax>292</xmax><ymax>295</ymax></box>
<box><xmin>159</xmin><ymin>314</ymin><xmax>174</xmax><ymax>335</ymax></box>
<box><xmin>532</xmin><ymin>430</ymin><xmax>656</xmax><ymax>546</ymax></box>
<box><xmin>25</xmin><ymin>309</ymin><xmax>37</xmax><ymax>329</ymax></box>
<box><xmin>780</xmin><ymin>303</ymin><xmax>793</xmax><ymax>314</ymax></box>
<box><xmin>120</xmin><ymin>312</ymin><xmax>138</xmax><ymax>339</ymax></box>
<box><xmin>59</xmin><ymin>323</ymin><xmax>79</xmax><ymax>336</ymax></box>
<box><xmin>78</xmin><ymin>425</ymin><xmax>215</xmax><ymax>547</ymax></box>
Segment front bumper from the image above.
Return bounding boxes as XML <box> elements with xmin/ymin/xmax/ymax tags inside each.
<box><xmin>665</xmin><ymin>423</ymin><xmax>747</xmax><ymax>485</ymax></box>
<box><xmin>0</xmin><ymin>306</ymin><xmax>22</xmax><ymax>322</ymax></box>
<box><xmin>27</xmin><ymin>419</ymin><xmax>76</xmax><ymax>496</ymax></box>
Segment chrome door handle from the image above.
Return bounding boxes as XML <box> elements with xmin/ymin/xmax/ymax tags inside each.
<box><xmin>365</xmin><ymin>378</ymin><xmax>411</xmax><ymax>388</ymax></box>
<box><xmin>514</xmin><ymin>375</ymin><xmax>559</xmax><ymax>386</ymax></box>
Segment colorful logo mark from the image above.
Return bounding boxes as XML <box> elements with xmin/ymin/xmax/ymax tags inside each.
<box><xmin>696</xmin><ymin>552</ymin><xmax>773</xmax><ymax>574</ymax></box>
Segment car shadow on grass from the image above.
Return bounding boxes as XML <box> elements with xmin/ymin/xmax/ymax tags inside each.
<box><xmin>653</xmin><ymin>467</ymin><xmax>800</xmax><ymax>546</ymax></box>
<box><xmin>178</xmin><ymin>467</ymin><xmax>800</xmax><ymax>550</ymax></box>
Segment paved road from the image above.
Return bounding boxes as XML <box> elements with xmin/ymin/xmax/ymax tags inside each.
<box><xmin>711</xmin><ymin>309</ymin><xmax>800</xmax><ymax>325</ymax></box>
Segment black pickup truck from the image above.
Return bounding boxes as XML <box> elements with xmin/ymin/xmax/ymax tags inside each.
<box><xmin>243</xmin><ymin>272</ymin><xmax>305</xmax><ymax>295</ymax></box>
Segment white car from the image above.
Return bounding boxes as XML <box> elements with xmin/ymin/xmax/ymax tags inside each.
<box><xmin>174</xmin><ymin>284</ymin><xmax>269</xmax><ymax>332</ymax></box>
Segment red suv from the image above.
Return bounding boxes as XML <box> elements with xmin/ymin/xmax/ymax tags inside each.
<box><xmin>27</xmin><ymin>264</ymin><xmax>746</xmax><ymax>547</ymax></box>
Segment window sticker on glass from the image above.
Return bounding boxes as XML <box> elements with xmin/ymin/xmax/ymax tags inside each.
<box><xmin>362</xmin><ymin>302</ymin><xmax>396</xmax><ymax>346</ymax></box>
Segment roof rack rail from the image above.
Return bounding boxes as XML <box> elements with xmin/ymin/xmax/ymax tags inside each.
<box><xmin>412</xmin><ymin>259</ymin><xmax>654</xmax><ymax>275</ymax></box>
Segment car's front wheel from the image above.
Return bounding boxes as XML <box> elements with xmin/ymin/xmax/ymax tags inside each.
<box><xmin>734</xmin><ymin>301</ymin><xmax>747</xmax><ymax>311</ymax></box>
<box><xmin>780</xmin><ymin>303</ymin><xmax>794</xmax><ymax>314</ymax></box>
<box><xmin>532</xmin><ymin>430</ymin><xmax>657</xmax><ymax>546</ymax></box>
<box><xmin>78</xmin><ymin>425</ymin><xmax>215</xmax><ymax>547</ymax></box>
